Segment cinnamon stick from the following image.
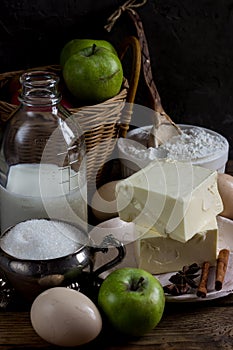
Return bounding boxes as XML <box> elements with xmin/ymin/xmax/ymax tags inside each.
<box><xmin>197</xmin><ymin>261</ymin><xmax>210</xmax><ymax>298</ymax></box>
<box><xmin>215</xmin><ymin>249</ymin><xmax>230</xmax><ymax>291</ymax></box>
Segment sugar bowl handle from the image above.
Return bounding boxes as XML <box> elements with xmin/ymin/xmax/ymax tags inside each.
<box><xmin>92</xmin><ymin>234</ymin><xmax>126</xmax><ymax>277</ymax></box>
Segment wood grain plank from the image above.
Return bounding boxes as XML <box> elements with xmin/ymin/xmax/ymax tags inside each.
<box><xmin>1</xmin><ymin>300</ymin><xmax>233</xmax><ymax>349</ymax></box>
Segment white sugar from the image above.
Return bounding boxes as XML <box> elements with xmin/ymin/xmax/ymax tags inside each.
<box><xmin>0</xmin><ymin>219</ymin><xmax>88</xmax><ymax>260</ymax></box>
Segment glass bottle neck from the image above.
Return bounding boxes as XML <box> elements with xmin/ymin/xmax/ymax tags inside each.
<box><xmin>19</xmin><ymin>70</ymin><xmax>62</xmax><ymax>107</ymax></box>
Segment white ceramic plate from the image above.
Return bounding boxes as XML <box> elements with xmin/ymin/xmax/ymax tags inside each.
<box><xmin>92</xmin><ymin>216</ymin><xmax>233</xmax><ymax>302</ymax></box>
<box><xmin>155</xmin><ymin>252</ymin><xmax>233</xmax><ymax>302</ymax></box>
<box><xmin>157</xmin><ymin>216</ymin><xmax>233</xmax><ymax>302</ymax></box>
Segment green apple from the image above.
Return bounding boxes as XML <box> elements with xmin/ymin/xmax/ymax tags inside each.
<box><xmin>97</xmin><ymin>267</ymin><xmax>165</xmax><ymax>337</ymax></box>
<box><xmin>60</xmin><ymin>39</ymin><xmax>118</xmax><ymax>67</ymax></box>
<box><xmin>62</xmin><ymin>44</ymin><xmax>123</xmax><ymax>103</ymax></box>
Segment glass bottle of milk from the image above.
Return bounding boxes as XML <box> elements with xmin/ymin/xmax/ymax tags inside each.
<box><xmin>0</xmin><ymin>70</ymin><xmax>87</xmax><ymax>234</ymax></box>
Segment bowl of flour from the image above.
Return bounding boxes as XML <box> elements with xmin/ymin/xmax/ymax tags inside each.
<box><xmin>117</xmin><ymin>124</ymin><xmax>229</xmax><ymax>177</ymax></box>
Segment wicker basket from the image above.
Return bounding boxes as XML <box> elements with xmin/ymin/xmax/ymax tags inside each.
<box><xmin>0</xmin><ymin>36</ymin><xmax>141</xmax><ymax>190</ymax></box>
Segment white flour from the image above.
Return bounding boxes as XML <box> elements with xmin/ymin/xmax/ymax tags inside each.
<box><xmin>122</xmin><ymin>125</ymin><xmax>228</xmax><ymax>162</ymax></box>
<box><xmin>160</xmin><ymin>127</ymin><xmax>227</xmax><ymax>160</ymax></box>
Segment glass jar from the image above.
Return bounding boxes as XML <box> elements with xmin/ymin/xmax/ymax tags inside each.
<box><xmin>0</xmin><ymin>70</ymin><xmax>87</xmax><ymax>235</ymax></box>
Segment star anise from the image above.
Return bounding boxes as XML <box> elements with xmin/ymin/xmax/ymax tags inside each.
<box><xmin>163</xmin><ymin>263</ymin><xmax>201</xmax><ymax>296</ymax></box>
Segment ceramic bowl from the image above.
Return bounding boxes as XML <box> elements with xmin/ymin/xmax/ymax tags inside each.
<box><xmin>118</xmin><ymin>124</ymin><xmax>229</xmax><ymax>177</ymax></box>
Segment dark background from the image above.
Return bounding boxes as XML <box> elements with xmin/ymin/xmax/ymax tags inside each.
<box><xmin>0</xmin><ymin>0</ymin><xmax>232</xmax><ymax>159</ymax></box>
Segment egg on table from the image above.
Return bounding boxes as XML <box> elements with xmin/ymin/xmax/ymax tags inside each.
<box><xmin>30</xmin><ymin>287</ymin><xmax>102</xmax><ymax>347</ymax></box>
<box><xmin>217</xmin><ymin>173</ymin><xmax>233</xmax><ymax>220</ymax></box>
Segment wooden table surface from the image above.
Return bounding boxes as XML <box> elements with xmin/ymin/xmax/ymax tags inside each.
<box><xmin>0</xmin><ymin>160</ymin><xmax>232</xmax><ymax>350</ymax></box>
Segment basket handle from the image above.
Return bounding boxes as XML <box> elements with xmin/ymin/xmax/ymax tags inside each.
<box><xmin>125</xmin><ymin>10</ymin><xmax>181</xmax><ymax>145</ymax></box>
<box><xmin>105</xmin><ymin>0</ymin><xmax>164</xmax><ymax>113</ymax></box>
<box><xmin>117</xmin><ymin>35</ymin><xmax>141</xmax><ymax>138</ymax></box>
<box><xmin>118</xmin><ymin>35</ymin><xmax>141</xmax><ymax>105</ymax></box>
<box><xmin>105</xmin><ymin>0</ymin><xmax>181</xmax><ymax>144</ymax></box>
<box><xmin>125</xmin><ymin>10</ymin><xmax>177</xmax><ymax>122</ymax></box>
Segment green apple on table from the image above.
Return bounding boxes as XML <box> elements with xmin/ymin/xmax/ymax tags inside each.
<box><xmin>62</xmin><ymin>44</ymin><xmax>123</xmax><ymax>103</ymax></box>
<box><xmin>60</xmin><ymin>38</ymin><xmax>118</xmax><ymax>67</ymax></box>
<box><xmin>98</xmin><ymin>267</ymin><xmax>165</xmax><ymax>337</ymax></box>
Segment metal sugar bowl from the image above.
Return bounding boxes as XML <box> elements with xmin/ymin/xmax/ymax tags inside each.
<box><xmin>0</xmin><ymin>219</ymin><xmax>125</xmax><ymax>304</ymax></box>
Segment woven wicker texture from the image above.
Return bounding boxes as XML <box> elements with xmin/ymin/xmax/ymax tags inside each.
<box><xmin>0</xmin><ymin>36</ymin><xmax>141</xmax><ymax>189</ymax></box>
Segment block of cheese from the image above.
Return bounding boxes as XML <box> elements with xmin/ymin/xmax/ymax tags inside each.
<box><xmin>116</xmin><ymin>159</ymin><xmax>223</xmax><ymax>243</ymax></box>
<box><xmin>137</xmin><ymin>222</ymin><xmax>218</xmax><ymax>274</ymax></box>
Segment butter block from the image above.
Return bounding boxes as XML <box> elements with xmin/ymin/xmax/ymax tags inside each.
<box><xmin>138</xmin><ymin>225</ymin><xmax>218</xmax><ymax>274</ymax></box>
<box><xmin>116</xmin><ymin>159</ymin><xmax>223</xmax><ymax>242</ymax></box>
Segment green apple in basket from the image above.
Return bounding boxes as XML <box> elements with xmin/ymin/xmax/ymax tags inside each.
<box><xmin>98</xmin><ymin>267</ymin><xmax>165</xmax><ymax>337</ymax></box>
<box><xmin>62</xmin><ymin>44</ymin><xmax>123</xmax><ymax>103</ymax></box>
<box><xmin>60</xmin><ymin>39</ymin><xmax>118</xmax><ymax>67</ymax></box>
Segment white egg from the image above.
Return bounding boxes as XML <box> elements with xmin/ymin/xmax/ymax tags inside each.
<box><xmin>91</xmin><ymin>180</ymin><xmax>120</xmax><ymax>221</ymax></box>
<box><xmin>218</xmin><ymin>173</ymin><xmax>233</xmax><ymax>220</ymax></box>
<box><xmin>30</xmin><ymin>287</ymin><xmax>102</xmax><ymax>347</ymax></box>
